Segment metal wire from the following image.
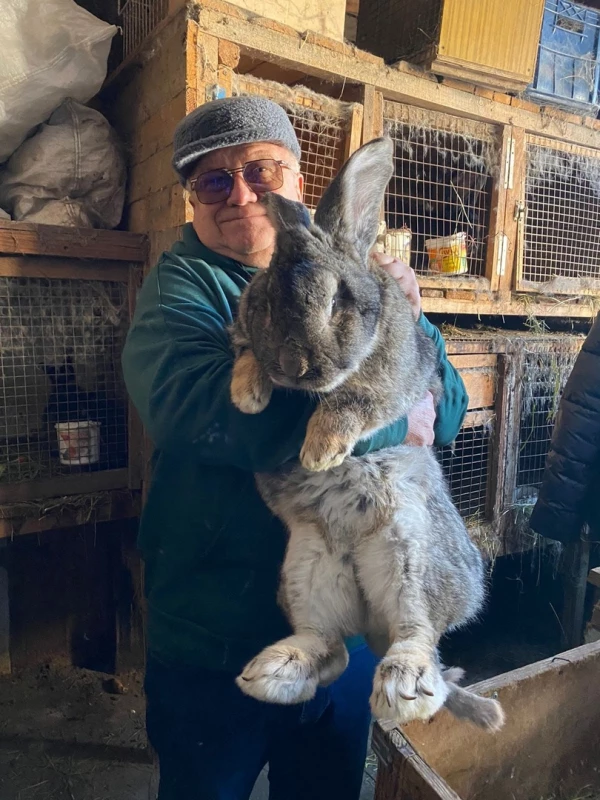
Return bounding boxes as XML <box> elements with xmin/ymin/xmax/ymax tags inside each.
<box><xmin>383</xmin><ymin>103</ymin><xmax>498</xmax><ymax>277</ymax></box>
<box><xmin>118</xmin><ymin>0</ymin><xmax>168</xmax><ymax>60</ymax></box>
<box><xmin>438</xmin><ymin>424</ymin><xmax>492</xmax><ymax>519</ymax></box>
<box><xmin>524</xmin><ymin>139</ymin><xmax>600</xmax><ymax>283</ymax></box>
<box><xmin>0</xmin><ymin>278</ymin><xmax>129</xmax><ymax>484</ymax></box>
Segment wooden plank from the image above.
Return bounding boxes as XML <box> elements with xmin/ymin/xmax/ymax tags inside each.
<box><xmin>446</xmin><ymin>338</ymin><xmax>510</xmax><ymax>356</ymax></box>
<box><xmin>344</xmin><ymin>104</ymin><xmax>364</xmax><ymax>160</ymax></box>
<box><xmin>0</xmin><ymin>490</ymin><xmax>141</xmax><ymax>540</ymax></box>
<box><xmin>187</xmin><ymin>4</ymin><xmax>600</xmax><ymax>150</ymax></box>
<box><xmin>461</xmin><ymin>409</ymin><xmax>495</xmax><ymax>429</ymax></box>
<box><xmin>489</xmin><ymin>354</ymin><xmax>511</xmax><ymax>523</ymax></box>
<box><xmin>487</xmin><ymin>125</ymin><xmax>511</xmax><ymax>291</ymax></box>
<box><xmin>0</xmin><ymin>222</ymin><xmax>147</xmax><ymax>263</ymax></box>
<box><xmin>372</xmin><ymin>723</ymin><xmax>461</xmax><ymax>800</ymax></box>
<box><xmin>459</xmin><ymin>369</ymin><xmax>496</xmax><ymax>410</ymax></box>
<box><xmin>448</xmin><ymin>354</ymin><xmax>497</xmax><ymax>369</ymax></box>
<box><xmin>518</xmin><ymin>277</ymin><xmax>600</xmax><ymax>297</ymax></box>
<box><xmin>0</xmin><ymin>469</ymin><xmax>130</xmax><ymax>505</ymax></box>
<box><xmin>0</xmin><ymin>256</ymin><xmax>130</xmax><ymax>283</ymax></box>
<box><xmin>421</xmin><ymin>293</ymin><xmax>599</xmax><ymax>319</ymax></box>
<box><xmin>361</xmin><ymin>85</ymin><xmax>384</xmax><ymax>143</ymax></box>
<box><xmin>561</xmin><ymin>530</ymin><xmax>592</xmax><ymax>650</ymax></box>
<box><xmin>504</xmin><ymin>127</ymin><xmax>526</xmax><ymax>295</ymax></box>
<box><xmin>128</xmin><ymin>268</ymin><xmax>144</xmax><ymax>492</ymax></box>
<box><xmin>418</xmin><ymin>276</ymin><xmax>491</xmax><ymax>292</ymax></box>
<box><xmin>399</xmin><ymin>641</ymin><xmax>600</xmax><ymax>800</ymax></box>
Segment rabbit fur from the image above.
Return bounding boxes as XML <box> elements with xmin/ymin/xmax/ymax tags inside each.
<box><xmin>229</xmin><ymin>137</ymin><xmax>504</xmax><ymax>732</ymax></box>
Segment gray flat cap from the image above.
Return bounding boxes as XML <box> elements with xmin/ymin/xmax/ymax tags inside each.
<box><xmin>172</xmin><ymin>95</ymin><xmax>302</xmax><ymax>184</ymax></box>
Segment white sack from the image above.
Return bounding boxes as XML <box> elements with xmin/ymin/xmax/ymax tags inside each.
<box><xmin>0</xmin><ymin>99</ymin><xmax>126</xmax><ymax>229</ymax></box>
<box><xmin>0</xmin><ymin>0</ymin><xmax>117</xmax><ymax>162</ymax></box>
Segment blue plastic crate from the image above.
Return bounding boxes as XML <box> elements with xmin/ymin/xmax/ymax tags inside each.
<box><xmin>528</xmin><ymin>0</ymin><xmax>600</xmax><ymax>112</ymax></box>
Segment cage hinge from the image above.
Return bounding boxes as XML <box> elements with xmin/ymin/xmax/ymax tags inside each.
<box><xmin>495</xmin><ymin>233</ymin><xmax>508</xmax><ymax>277</ymax></box>
<box><xmin>504</xmin><ymin>135</ymin><xmax>516</xmax><ymax>189</ymax></box>
<box><xmin>514</xmin><ymin>200</ymin><xmax>526</xmax><ymax>222</ymax></box>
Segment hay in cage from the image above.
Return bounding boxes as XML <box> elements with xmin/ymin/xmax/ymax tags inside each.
<box><xmin>524</xmin><ymin>139</ymin><xmax>600</xmax><ymax>287</ymax></box>
<box><xmin>516</xmin><ymin>343</ymin><xmax>581</xmax><ymax>502</ymax></box>
<box><xmin>0</xmin><ymin>278</ymin><xmax>130</xmax><ymax>483</ymax></box>
<box><xmin>383</xmin><ymin>103</ymin><xmax>500</xmax><ymax>277</ymax></box>
<box><xmin>232</xmin><ymin>76</ymin><xmax>352</xmax><ymax>208</ymax></box>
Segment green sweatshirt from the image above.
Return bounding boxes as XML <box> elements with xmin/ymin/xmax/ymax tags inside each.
<box><xmin>121</xmin><ymin>223</ymin><xmax>468</xmax><ymax>674</ymax></box>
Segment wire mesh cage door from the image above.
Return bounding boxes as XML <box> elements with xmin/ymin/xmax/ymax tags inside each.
<box><xmin>516</xmin><ymin>134</ymin><xmax>600</xmax><ymax>295</ymax></box>
<box><xmin>382</xmin><ymin>102</ymin><xmax>504</xmax><ymax>286</ymax></box>
<box><xmin>513</xmin><ymin>338</ymin><xmax>583</xmax><ymax>508</ymax></box>
<box><xmin>232</xmin><ymin>75</ymin><xmax>363</xmax><ymax>210</ymax></box>
<box><xmin>0</xmin><ymin>269</ymin><xmax>135</xmax><ymax>504</ymax></box>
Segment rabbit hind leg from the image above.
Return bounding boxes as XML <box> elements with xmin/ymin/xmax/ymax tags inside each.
<box><xmin>236</xmin><ymin>521</ymin><xmax>361</xmax><ymax>704</ymax></box>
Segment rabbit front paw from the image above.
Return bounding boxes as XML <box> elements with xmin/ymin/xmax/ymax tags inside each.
<box><xmin>235</xmin><ymin>643</ymin><xmax>319</xmax><ymax>704</ymax></box>
<box><xmin>231</xmin><ymin>350</ymin><xmax>272</xmax><ymax>414</ymax></box>
<box><xmin>300</xmin><ymin>433</ymin><xmax>352</xmax><ymax>472</ymax></box>
<box><xmin>370</xmin><ymin>643</ymin><xmax>448</xmax><ymax>726</ymax></box>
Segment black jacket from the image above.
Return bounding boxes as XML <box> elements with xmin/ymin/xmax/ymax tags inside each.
<box><xmin>530</xmin><ymin>314</ymin><xmax>600</xmax><ymax>544</ymax></box>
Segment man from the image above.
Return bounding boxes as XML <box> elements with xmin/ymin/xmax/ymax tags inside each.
<box><xmin>122</xmin><ymin>95</ymin><xmax>468</xmax><ymax>800</ymax></box>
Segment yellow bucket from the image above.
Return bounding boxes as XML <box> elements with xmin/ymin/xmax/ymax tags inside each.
<box><xmin>425</xmin><ymin>232</ymin><xmax>468</xmax><ymax>275</ymax></box>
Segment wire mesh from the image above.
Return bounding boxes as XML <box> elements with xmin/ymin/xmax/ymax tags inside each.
<box><xmin>118</xmin><ymin>0</ymin><xmax>168</xmax><ymax>60</ymax></box>
<box><xmin>438</xmin><ymin>423</ymin><xmax>492</xmax><ymax>520</ymax></box>
<box><xmin>383</xmin><ymin>103</ymin><xmax>499</xmax><ymax>277</ymax></box>
<box><xmin>515</xmin><ymin>343</ymin><xmax>581</xmax><ymax>501</ymax></box>
<box><xmin>0</xmin><ymin>278</ymin><xmax>129</xmax><ymax>485</ymax></box>
<box><xmin>523</xmin><ymin>138</ymin><xmax>600</xmax><ymax>284</ymax></box>
<box><xmin>232</xmin><ymin>77</ymin><xmax>351</xmax><ymax>209</ymax></box>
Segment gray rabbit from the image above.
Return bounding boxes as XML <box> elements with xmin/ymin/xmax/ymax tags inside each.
<box><xmin>229</xmin><ymin>137</ymin><xmax>504</xmax><ymax>731</ymax></box>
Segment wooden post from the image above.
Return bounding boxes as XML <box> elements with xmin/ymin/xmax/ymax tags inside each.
<box><xmin>561</xmin><ymin>526</ymin><xmax>591</xmax><ymax>650</ymax></box>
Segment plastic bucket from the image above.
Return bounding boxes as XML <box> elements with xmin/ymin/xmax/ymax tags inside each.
<box><xmin>425</xmin><ymin>232</ymin><xmax>468</xmax><ymax>274</ymax></box>
<box><xmin>55</xmin><ymin>421</ymin><xmax>100</xmax><ymax>465</ymax></box>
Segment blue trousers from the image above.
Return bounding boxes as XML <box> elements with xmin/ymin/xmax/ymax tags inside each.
<box><xmin>144</xmin><ymin>644</ymin><xmax>377</xmax><ymax>800</ymax></box>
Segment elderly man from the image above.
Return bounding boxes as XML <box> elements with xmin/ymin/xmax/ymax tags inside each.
<box><xmin>122</xmin><ymin>96</ymin><xmax>468</xmax><ymax>800</ymax></box>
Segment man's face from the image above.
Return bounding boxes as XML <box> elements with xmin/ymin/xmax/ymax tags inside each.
<box><xmin>188</xmin><ymin>142</ymin><xmax>304</xmax><ymax>268</ymax></box>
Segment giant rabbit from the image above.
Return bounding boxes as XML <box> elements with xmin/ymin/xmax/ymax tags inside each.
<box><xmin>229</xmin><ymin>137</ymin><xmax>503</xmax><ymax>731</ymax></box>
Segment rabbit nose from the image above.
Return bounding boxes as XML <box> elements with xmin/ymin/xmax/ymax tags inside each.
<box><xmin>279</xmin><ymin>348</ymin><xmax>309</xmax><ymax>379</ymax></box>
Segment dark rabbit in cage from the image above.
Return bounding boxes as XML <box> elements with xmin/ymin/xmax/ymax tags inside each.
<box><xmin>42</xmin><ymin>356</ymin><xmax>127</xmax><ymax>469</ymax></box>
<box><xmin>385</xmin><ymin>129</ymin><xmax>491</xmax><ymax>274</ymax></box>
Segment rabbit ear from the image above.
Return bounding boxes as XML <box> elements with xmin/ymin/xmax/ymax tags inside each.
<box><xmin>261</xmin><ymin>192</ymin><xmax>312</xmax><ymax>233</ymax></box>
<box><xmin>314</xmin><ymin>137</ymin><xmax>394</xmax><ymax>263</ymax></box>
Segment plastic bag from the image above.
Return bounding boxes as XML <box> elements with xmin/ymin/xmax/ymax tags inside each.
<box><xmin>0</xmin><ymin>0</ymin><xmax>117</xmax><ymax>162</ymax></box>
<box><xmin>0</xmin><ymin>99</ymin><xmax>126</xmax><ymax>229</ymax></box>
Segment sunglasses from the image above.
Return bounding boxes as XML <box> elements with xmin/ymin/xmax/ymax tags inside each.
<box><xmin>189</xmin><ymin>159</ymin><xmax>296</xmax><ymax>205</ymax></box>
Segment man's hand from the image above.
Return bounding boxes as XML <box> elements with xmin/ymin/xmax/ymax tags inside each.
<box><xmin>372</xmin><ymin>253</ymin><xmax>421</xmax><ymax>320</ymax></box>
<box><xmin>404</xmin><ymin>391</ymin><xmax>436</xmax><ymax>447</ymax></box>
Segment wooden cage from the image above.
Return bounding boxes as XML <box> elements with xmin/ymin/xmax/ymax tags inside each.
<box><xmin>0</xmin><ymin>222</ymin><xmax>147</xmax><ymax>539</ymax></box>
<box><xmin>372</xmin><ymin>640</ymin><xmax>600</xmax><ymax>800</ymax></box>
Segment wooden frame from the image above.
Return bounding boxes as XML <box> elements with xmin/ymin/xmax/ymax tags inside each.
<box><xmin>0</xmin><ymin>223</ymin><xmax>147</xmax><ymax>518</ymax></box>
<box><xmin>373</xmin><ymin>640</ymin><xmax>600</xmax><ymax>800</ymax></box>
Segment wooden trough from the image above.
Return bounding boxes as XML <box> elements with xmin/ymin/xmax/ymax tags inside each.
<box><xmin>372</xmin><ymin>640</ymin><xmax>600</xmax><ymax>800</ymax></box>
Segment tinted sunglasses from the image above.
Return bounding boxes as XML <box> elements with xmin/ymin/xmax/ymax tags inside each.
<box><xmin>189</xmin><ymin>159</ymin><xmax>296</xmax><ymax>205</ymax></box>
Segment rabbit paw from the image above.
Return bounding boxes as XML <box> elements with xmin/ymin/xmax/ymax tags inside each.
<box><xmin>235</xmin><ymin>643</ymin><xmax>319</xmax><ymax>704</ymax></box>
<box><xmin>370</xmin><ymin>644</ymin><xmax>448</xmax><ymax>726</ymax></box>
<box><xmin>300</xmin><ymin>433</ymin><xmax>352</xmax><ymax>472</ymax></box>
<box><xmin>231</xmin><ymin>351</ymin><xmax>272</xmax><ymax>414</ymax></box>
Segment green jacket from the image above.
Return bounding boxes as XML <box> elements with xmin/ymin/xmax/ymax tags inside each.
<box><xmin>122</xmin><ymin>223</ymin><xmax>468</xmax><ymax>674</ymax></box>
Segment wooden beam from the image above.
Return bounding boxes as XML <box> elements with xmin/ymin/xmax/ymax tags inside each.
<box><xmin>0</xmin><ymin>222</ymin><xmax>148</xmax><ymax>263</ymax></box>
<box><xmin>422</xmin><ymin>294</ymin><xmax>598</xmax><ymax>319</ymax></box>
<box><xmin>0</xmin><ymin>490</ymin><xmax>140</xmax><ymax>540</ymax></box>
<box><xmin>0</xmin><ymin>256</ymin><xmax>130</xmax><ymax>283</ymax></box>
<box><xmin>0</xmin><ymin>469</ymin><xmax>130</xmax><ymax>505</ymax></box>
<box><xmin>188</xmin><ymin>1</ymin><xmax>600</xmax><ymax>151</ymax></box>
